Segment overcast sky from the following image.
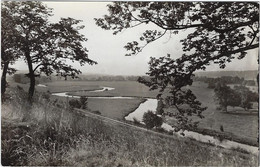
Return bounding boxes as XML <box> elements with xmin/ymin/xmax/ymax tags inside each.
<box><xmin>12</xmin><ymin>2</ymin><xmax>259</xmax><ymax>76</ymax></box>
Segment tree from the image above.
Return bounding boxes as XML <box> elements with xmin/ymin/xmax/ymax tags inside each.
<box><xmin>156</xmin><ymin>98</ymin><xmax>164</xmax><ymax>115</ymax></box>
<box><xmin>2</xmin><ymin>1</ymin><xmax>97</xmax><ymax>102</ymax></box>
<box><xmin>96</xmin><ymin>2</ymin><xmax>258</xmax><ymax>132</ymax></box>
<box><xmin>143</xmin><ymin>110</ymin><xmax>163</xmax><ymax>129</ymax></box>
<box><xmin>214</xmin><ymin>81</ymin><xmax>240</xmax><ymax>112</ymax></box>
<box><xmin>1</xmin><ymin>2</ymin><xmax>22</xmax><ymax>98</ymax></box>
<box><xmin>234</xmin><ymin>85</ymin><xmax>256</xmax><ymax>111</ymax></box>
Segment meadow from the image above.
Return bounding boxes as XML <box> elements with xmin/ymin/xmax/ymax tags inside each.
<box><xmin>1</xmin><ymin>86</ymin><xmax>258</xmax><ymax>166</ymax></box>
<box><xmin>10</xmin><ymin>80</ymin><xmax>258</xmax><ymax>145</ymax></box>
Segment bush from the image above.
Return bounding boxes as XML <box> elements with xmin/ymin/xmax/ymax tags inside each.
<box><xmin>69</xmin><ymin>96</ymin><xmax>88</xmax><ymax>109</ymax></box>
<box><xmin>220</xmin><ymin>125</ymin><xmax>224</xmax><ymax>132</ymax></box>
<box><xmin>142</xmin><ymin>110</ymin><xmax>163</xmax><ymax>129</ymax></box>
<box><xmin>79</xmin><ymin>96</ymin><xmax>88</xmax><ymax>109</ymax></box>
<box><xmin>69</xmin><ymin>99</ymin><xmax>81</xmax><ymax>109</ymax></box>
<box><xmin>156</xmin><ymin>99</ymin><xmax>164</xmax><ymax>115</ymax></box>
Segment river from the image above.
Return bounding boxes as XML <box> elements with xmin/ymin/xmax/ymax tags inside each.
<box><xmin>51</xmin><ymin>86</ymin><xmax>258</xmax><ymax>155</ymax></box>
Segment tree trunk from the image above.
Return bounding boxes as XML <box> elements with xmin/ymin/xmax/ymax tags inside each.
<box><xmin>25</xmin><ymin>49</ymin><xmax>35</xmax><ymax>103</ymax></box>
<box><xmin>1</xmin><ymin>61</ymin><xmax>9</xmax><ymax>100</ymax></box>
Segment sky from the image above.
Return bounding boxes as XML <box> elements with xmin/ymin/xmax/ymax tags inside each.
<box><xmin>12</xmin><ymin>2</ymin><xmax>259</xmax><ymax>76</ymax></box>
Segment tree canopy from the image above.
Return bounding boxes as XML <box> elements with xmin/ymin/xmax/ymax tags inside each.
<box><xmin>1</xmin><ymin>1</ymin><xmax>23</xmax><ymax>96</ymax></box>
<box><xmin>1</xmin><ymin>1</ymin><xmax>97</xmax><ymax>101</ymax></box>
<box><xmin>96</xmin><ymin>2</ymin><xmax>259</xmax><ymax>132</ymax></box>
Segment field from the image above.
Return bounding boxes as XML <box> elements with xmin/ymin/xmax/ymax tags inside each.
<box><xmin>87</xmin><ymin>98</ymin><xmax>146</xmax><ymax>120</ymax></box>
<box><xmin>188</xmin><ymin>82</ymin><xmax>258</xmax><ymax>143</ymax></box>
<box><xmin>66</xmin><ymin>81</ymin><xmax>159</xmax><ymax>98</ymax></box>
<box><xmin>1</xmin><ymin>87</ymin><xmax>257</xmax><ymax>166</ymax></box>
<box><xmin>9</xmin><ymin>80</ymin><xmax>258</xmax><ymax>144</ymax></box>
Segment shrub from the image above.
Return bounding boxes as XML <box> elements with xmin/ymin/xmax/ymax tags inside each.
<box><xmin>220</xmin><ymin>125</ymin><xmax>224</xmax><ymax>132</ymax></box>
<box><xmin>142</xmin><ymin>110</ymin><xmax>163</xmax><ymax>129</ymax></box>
<box><xmin>156</xmin><ymin>99</ymin><xmax>164</xmax><ymax>115</ymax></box>
<box><xmin>79</xmin><ymin>96</ymin><xmax>88</xmax><ymax>109</ymax></box>
<box><xmin>69</xmin><ymin>99</ymin><xmax>81</xmax><ymax>109</ymax></box>
<box><xmin>69</xmin><ymin>96</ymin><xmax>88</xmax><ymax>109</ymax></box>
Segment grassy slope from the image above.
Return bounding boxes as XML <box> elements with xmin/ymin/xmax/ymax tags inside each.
<box><xmin>1</xmin><ymin>87</ymin><xmax>258</xmax><ymax>166</ymax></box>
<box><xmin>9</xmin><ymin>80</ymin><xmax>258</xmax><ymax>144</ymax></box>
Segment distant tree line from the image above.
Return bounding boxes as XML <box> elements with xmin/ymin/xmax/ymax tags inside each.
<box><xmin>13</xmin><ymin>74</ymin><xmax>51</xmax><ymax>84</ymax></box>
<box><xmin>77</xmin><ymin>75</ymin><xmax>141</xmax><ymax>81</ymax></box>
<box><xmin>194</xmin><ymin>76</ymin><xmax>257</xmax><ymax>89</ymax></box>
<box><xmin>11</xmin><ymin>73</ymin><xmax>152</xmax><ymax>83</ymax></box>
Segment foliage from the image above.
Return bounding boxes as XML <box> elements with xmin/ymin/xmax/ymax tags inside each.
<box><xmin>214</xmin><ymin>81</ymin><xmax>239</xmax><ymax>112</ymax></box>
<box><xmin>1</xmin><ymin>2</ymin><xmax>22</xmax><ymax>96</ymax></box>
<box><xmin>233</xmin><ymin>85</ymin><xmax>257</xmax><ymax>110</ymax></box>
<box><xmin>214</xmin><ymin>82</ymin><xmax>257</xmax><ymax>111</ymax></box>
<box><xmin>79</xmin><ymin>96</ymin><xmax>88</xmax><ymax>109</ymax></box>
<box><xmin>142</xmin><ymin>110</ymin><xmax>163</xmax><ymax>129</ymax></box>
<box><xmin>1</xmin><ymin>1</ymin><xmax>97</xmax><ymax>101</ymax></box>
<box><xmin>156</xmin><ymin>98</ymin><xmax>164</xmax><ymax>115</ymax></box>
<box><xmin>69</xmin><ymin>99</ymin><xmax>82</xmax><ymax>109</ymax></box>
<box><xmin>220</xmin><ymin>125</ymin><xmax>224</xmax><ymax>132</ymax></box>
<box><xmin>1</xmin><ymin>87</ymin><xmax>258</xmax><ymax>166</ymax></box>
<box><xmin>69</xmin><ymin>96</ymin><xmax>88</xmax><ymax>109</ymax></box>
<box><xmin>96</xmin><ymin>2</ymin><xmax>258</xmax><ymax>132</ymax></box>
<box><xmin>195</xmin><ymin>76</ymin><xmax>245</xmax><ymax>89</ymax></box>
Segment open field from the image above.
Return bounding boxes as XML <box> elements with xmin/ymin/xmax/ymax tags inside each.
<box><xmin>166</xmin><ymin>81</ymin><xmax>258</xmax><ymax>143</ymax></box>
<box><xmin>1</xmin><ymin>87</ymin><xmax>257</xmax><ymax>166</ymax></box>
<box><xmin>10</xmin><ymin>80</ymin><xmax>159</xmax><ymax>97</ymax></box>
<box><xmin>64</xmin><ymin>81</ymin><xmax>159</xmax><ymax>98</ymax></box>
<box><xmin>87</xmin><ymin>98</ymin><xmax>146</xmax><ymax>120</ymax></box>
<box><xmin>8</xmin><ymin>80</ymin><xmax>258</xmax><ymax>145</ymax></box>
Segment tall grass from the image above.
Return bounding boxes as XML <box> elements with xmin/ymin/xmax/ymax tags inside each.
<box><xmin>1</xmin><ymin>87</ymin><xmax>258</xmax><ymax>166</ymax></box>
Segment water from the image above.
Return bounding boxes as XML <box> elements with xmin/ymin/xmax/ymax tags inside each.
<box><xmin>52</xmin><ymin>87</ymin><xmax>134</xmax><ymax>99</ymax></box>
<box><xmin>125</xmin><ymin>98</ymin><xmax>258</xmax><ymax>155</ymax></box>
<box><xmin>52</xmin><ymin>88</ymin><xmax>258</xmax><ymax>155</ymax></box>
<box><xmin>125</xmin><ymin>98</ymin><xmax>157</xmax><ymax>122</ymax></box>
<box><xmin>37</xmin><ymin>84</ymin><xmax>47</xmax><ymax>87</ymax></box>
<box><xmin>89</xmin><ymin>86</ymin><xmax>115</xmax><ymax>92</ymax></box>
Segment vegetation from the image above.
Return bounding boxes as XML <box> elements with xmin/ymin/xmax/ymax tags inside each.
<box><xmin>143</xmin><ymin>110</ymin><xmax>163</xmax><ymax>129</ymax></box>
<box><xmin>96</xmin><ymin>2</ymin><xmax>259</xmax><ymax>132</ymax></box>
<box><xmin>69</xmin><ymin>96</ymin><xmax>88</xmax><ymax>110</ymax></box>
<box><xmin>195</xmin><ymin>76</ymin><xmax>245</xmax><ymax>89</ymax></box>
<box><xmin>214</xmin><ymin>81</ymin><xmax>258</xmax><ymax>112</ymax></box>
<box><xmin>233</xmin><ymin>85</ymin><xmax>258</xmax><ymax>110</ymax></box>
<box><xmin>1</xmin><ymin>87</ymin><xmax>258</xmax><ymax>166</ymax></box>
<box><xmin>1</xmin><ymin>1</ymin><xmax>21</xmax><ymax>96</ymax></box>
<box><xmin>1</xmin><ymin>1</ymin><xmax>96</xmax><ymax>101</ymax></box>
<box><xmin>156</xmin><ymin>98</ymin><xmax>164</xmax><ymax>115</ymax></box>
<box><xmin>9</xmin><ymin>80</ymin><xmax>258</xmax><ymax>142</ymax></box>
<box><xmin>214</xmin><ymin>82</ymin><xmax>240</xmax><ymax>112</ymax></box>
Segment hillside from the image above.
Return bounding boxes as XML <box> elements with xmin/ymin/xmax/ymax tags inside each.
<box><xmin>1</xmin><ymin>87</ymin><xmax>258</xmax><ymax>166</ymax></box>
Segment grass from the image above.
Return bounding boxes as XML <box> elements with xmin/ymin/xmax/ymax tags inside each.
<box><xmin>65</xmin><ymin>81</ymin><xmax>159</xmax><ymax>98</ymax></box>
<box><xmin>1</xmin><ymin>86</ymin><xmax>258</xmax><ymax>166</ymax></box>
<box><xmin>8</xmin><ymin>80</ymin><xmax>258</xmax><ymax>144</ymax></box>
<box><xmin>87</xmin><ymin>98</ymin><xmax>146</xmax><ymax>120</ymax></box>
<box><xmin>165</xmin><ymin>81</ymin><xmax>258</xmax><ymax>144</ymax></box>
<box><xmin>9</xmin><ymin>80</ymin><xmax>258</xmax><ymax>145</ymax></box>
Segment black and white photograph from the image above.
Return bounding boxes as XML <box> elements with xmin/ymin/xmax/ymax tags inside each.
<box><xmin>1</xmin><ymin>1</ymin><xmax>259</xmax><ymax>166</ymax></box>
